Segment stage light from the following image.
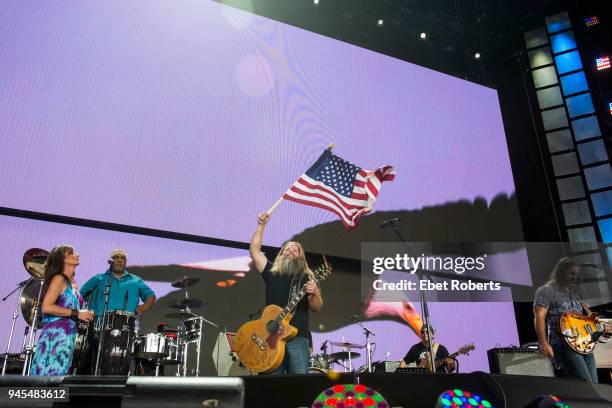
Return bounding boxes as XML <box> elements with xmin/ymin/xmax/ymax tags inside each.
<box><xmin>609</xmin><ymin>102</ymin><xmax>612</xmax><ymax>116</ymax></box>
<box><xmin>436</xmin><ymin>389</ymin><xmax>495</xmax><ymax>408</ymax></box>
<box><xmin>420</xmin><ymin>32</ymin><xmax>427</xmax><ymax>40</ymax></box>
<box><xmin>584</xmin><ymin>16</ymin><xmax>599</xmax><ymax>27</ymax></box>
<box><xmin>523</xmin><ymin>394</ymin><xmax>572</xmax><ymax>408</ymax></box>
<box><xmin>595</xmin><ymin>55</ymin><xmax>610</xmax><ymax>71</ymax></box>
<box><xmin>311</xmin><ymin>384</ymin><xmax>389</xmax><ymax>408</ymax></box>
<box><xmin>377</xmin><ymin>19</ymin><xmax>384</xmax><ymax>26</ymax></box>
<box><xmin>473</xmin><ymin>52</ymin><xmax>481</xmax><ymax>61</ymax></box>
<box><xmin>313</xmin><ymin>0</ymin><xmax>319</xmax><ymax>5</ymax></box>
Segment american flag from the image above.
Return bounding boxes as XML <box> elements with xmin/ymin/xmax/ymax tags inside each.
<box><xmin>283</xmin><ymin>149</ymin><xmax>395</xmax><ymax>229</ymax></box>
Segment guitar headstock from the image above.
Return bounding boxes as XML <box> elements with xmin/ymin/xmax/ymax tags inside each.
<box><xmin>314</xmin><ymin>255</ymin><xmax>332</xmax><ymax>281</ymax></box>
<box><xmin>457</xmin><ymin>343</ymin><xmax>475</xmax><ymax>356</ymax></box>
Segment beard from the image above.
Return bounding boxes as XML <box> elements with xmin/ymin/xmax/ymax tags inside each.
<box><xmin>276</xmin><ymin>257</ymin><xmax>301</xmax><ymax>276</ymax></box>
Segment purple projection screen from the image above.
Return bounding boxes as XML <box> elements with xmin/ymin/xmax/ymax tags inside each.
<box><xmin>0</xmin><ymin>0</ymin><xmax>519</xmax><ymax>255</ymax></box>
<box><xmin>0</xmin><ymin>215</ymin><xmax>519</xmax><ymax>373</ymax></box>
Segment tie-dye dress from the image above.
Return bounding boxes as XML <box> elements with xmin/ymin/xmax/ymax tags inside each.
<box><xmin>30</xmin><ymin>279</ymin><xmax>84</xmax><ymax>375</ymax></box>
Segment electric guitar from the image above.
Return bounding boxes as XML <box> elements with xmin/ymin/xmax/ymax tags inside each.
<box><xmin>560</xmin><ymin>303</ymin><xmax>612</xmax><ymax>354</ymax></box>
<box><xmin>234</xmin><ymin>262</ymin><xmax>332</xmax><ymax>373</ymax></box>
<box><xmin>417</xmin><ymin>343</ymin><xmax>475</xmax><ymax>372</ymax></box>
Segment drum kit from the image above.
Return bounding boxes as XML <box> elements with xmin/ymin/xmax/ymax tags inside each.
<box><xmin>308</xmin><ymin>341</ymin><xmax>365</xmax><ymax>374</ymax></box>
<box><xmin>0</xmin><ymin>248</ymin><xmax>215</xmax><ymax>377</ymax></box>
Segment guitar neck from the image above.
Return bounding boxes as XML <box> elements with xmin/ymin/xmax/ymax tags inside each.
<box><xmin>274</xmin><ymin>289</ymin><xmax>306</xmax><ymax>323</ymax></box>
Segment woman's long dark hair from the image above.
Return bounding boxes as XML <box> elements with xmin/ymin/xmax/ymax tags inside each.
<box><xmin>41</xmin><ymin>244</ymin><xmax>73</xmax><ymax>300</ymax></box>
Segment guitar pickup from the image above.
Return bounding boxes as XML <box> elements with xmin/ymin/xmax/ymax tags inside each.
<box><xmin>251</xmin><ymin>333</ymin><xmax>267</xmax><ymax>351</ymax></box>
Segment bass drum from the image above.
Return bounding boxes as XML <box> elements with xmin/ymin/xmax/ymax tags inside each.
<box><xmin>70</xmin><ymin>317</ymin><xmax>96</xmax><ymax>375</ymax></box>
<box><xmin>99</xmin><ymin>310</ymin><xmax>136</xmax><ymax>375</ymax></box>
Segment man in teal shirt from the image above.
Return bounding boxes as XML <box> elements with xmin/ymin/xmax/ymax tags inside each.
<box><xmin>80</xmin><ymin>249</ymin><xmax>156</xmax><ymax>317</ymax></box>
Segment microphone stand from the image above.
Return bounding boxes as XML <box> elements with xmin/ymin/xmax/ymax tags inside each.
<box><xmin>353</xmin><ymin>317</ymin><xmax>375</xmax><ymax>373</ymax></box>
<box><xmin>94</xmin><ymin>263</ymin><xmax>114</xmax><ymax>376</ymax></box>
<box><xmin>384</xmin><ymin>220</ymin><xmax>436</xmax><ymax>373</ymax></box>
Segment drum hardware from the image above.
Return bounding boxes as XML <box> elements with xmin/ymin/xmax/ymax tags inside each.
<box><xmin>1</xmin><ymin>277</ymin><xmax>31</xmax><ymax>376</ymax></box>
<box><xmin>329</xmin><ymin>341</ymin><xmax>365</xmax><ymax>372</ymax></box>
<box><xmin>352</xmin><ymin>315</ymin><xmax>376</xmax><ymax>372</ymax></box>
<box><xmin>308</xmin><ymin>354</ymin><xmax>334</xmax><ymax>374</ymax></box>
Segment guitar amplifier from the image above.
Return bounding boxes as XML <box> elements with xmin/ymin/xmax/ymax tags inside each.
<box><xmin>487</xmin><ymin>347</ymin><xmax>554</xmax><ymax>377</ymax></box>
<box><xmin>212</xmin><ymin>331</ymin><xmax>254</xmax><ymax>376</ymax></box>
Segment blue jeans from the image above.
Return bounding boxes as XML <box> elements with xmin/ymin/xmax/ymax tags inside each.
<box><xmin>268</xmin><ymin>336</ymin><xmax>309</xmax><ymax>375</ymax></box>
<box><xmin>553</xmin><ymin>344</ymin><xmax>598</xmax><ymax>383</ymax></box>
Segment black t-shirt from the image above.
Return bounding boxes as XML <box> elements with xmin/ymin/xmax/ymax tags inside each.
<box><xmin>403</xmin><ymin>342</ymin><xmax>451</xmax><ymax>371</ymax></box>
<box><xmin>261</xmin><ymin>261</ymin><xmax>311</xmax><ymax>342</ymax></box>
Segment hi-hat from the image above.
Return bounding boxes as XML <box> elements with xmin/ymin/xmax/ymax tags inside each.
<box><xmin>329</xmin><ymin>351</ymin><xmax>361</xmax><ymax>361</ymax></box>
<box><xmin>171</xmin><ymin>277</ymin><xmax>200</xmax><ymax>288</ymax></box>
<box><xmin>23</xmin><ymin>248</ymin><xmax>49</xmax><ymax>279</ymax></box>
<box><xmin>168</xmin><ymin>298</ymin><xmax>203</xmax><ymax>309</ymax></box>
<box><xmin>329</xmin><ymin>341</ymin><xmax>365</xmax><ymax>349</ymax></box>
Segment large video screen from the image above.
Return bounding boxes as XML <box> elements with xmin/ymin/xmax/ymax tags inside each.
<box><xmin>0</xmin><ymin>215</ymin><xmax>518</xmax><ymax>373</ymax></box>
<box><xmin>0</xmin><ymin>0</ymin><xmax>522</xmax><ymax>260</ymax></box>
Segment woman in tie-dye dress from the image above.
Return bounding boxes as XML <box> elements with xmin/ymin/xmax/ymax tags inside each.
<box><xmin>30</xmin><ymin>245</ymin><xmax>94</xmax><ymax>375</ymax></box>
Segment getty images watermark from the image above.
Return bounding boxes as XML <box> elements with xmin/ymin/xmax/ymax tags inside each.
<box><xmin>360</xmin><ymin>242</ymin><xmax>535</xmax><ymax>302</ymax></box>
<box><xmin>371</xmin><ymin>252</ymin><xmax>502</xmax><ymax>292</ymax></box>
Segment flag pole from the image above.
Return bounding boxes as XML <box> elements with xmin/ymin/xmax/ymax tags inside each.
<box><xmin>267</xmin><ymin>196</ymin><xmax>284</xmax><ymax>214</ymax></box>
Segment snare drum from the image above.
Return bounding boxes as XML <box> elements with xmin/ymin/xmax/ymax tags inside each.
<box><xmin>100</xmin><ymin>310</ymin><xmax>136</xmax><ymax>375</ymax></box>
<box><xmin>181</xmin><ymin>317</ymin><xmax>202</xmax><ymax>342</ymax></box>
<box><xmin>134</xmin><ymin>333</ymin><xmax>169</xmax><ymax>359</ymax></box>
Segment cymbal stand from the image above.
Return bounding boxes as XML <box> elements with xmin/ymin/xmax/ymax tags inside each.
<box><xmin>22</xmin><ymin>279</ymin><xmax>44</xmax><ymax>375</ymax></box>
<box><xmin>1</xmin><ymin>280</ymin><xmax>27</xmax><ymax>375</ymax></box>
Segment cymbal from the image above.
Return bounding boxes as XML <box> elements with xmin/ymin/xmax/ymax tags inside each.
<box><xmin>168</xmin><ymin>298</ymin><xmax>203</xmax><ymax>309</ymax></box>
<box><xmin>171</xmin><ymin>277</ymin><xmax>200</xmax><ymax>288</ymax></box>
<box><xmin>165</xmin><ymin>311</ymin><xmax>198</xmax><ymax>319</ymax></box>
<box><xmin>19</xmin><ymin>279</ymin><xmax>44</xmax><ymax>329</ymax></box>
<box><xmin>329</xmin><ymin>341</ymin><xmax>365</xmax><ymax>349</ymax></box>
<box><xmin>22</xmin><ymin>248</ymin><xmax>49</xmax><ymax>279</ymax></box>
<box><xmin>329</xmin><ymin>351</ymin><xmax>361</xmax><ymax>361</ymax></box>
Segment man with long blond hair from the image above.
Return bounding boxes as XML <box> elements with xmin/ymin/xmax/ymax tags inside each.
<box><xmin>250</xmin><ymin>212</ymin><xmax>323</xmax><ymax>374</ymax></box>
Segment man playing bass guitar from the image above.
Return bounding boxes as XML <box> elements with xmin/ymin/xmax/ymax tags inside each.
<box><xmin>249</xmin><ymin>212</ymin><xmax>323</xmax><ymax>374</ymax></box>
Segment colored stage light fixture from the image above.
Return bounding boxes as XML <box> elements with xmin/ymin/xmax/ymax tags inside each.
<box><xmin>311</xmin><ymin>384</ymin><xmax>388</xmax><ymax>408</ymax></box>
<box><xmin>522</xmin><ymin>394</ymin><xmax>572</xmax><ymax>408</ymax></box>
<box><xmin>595</xmin><ymin>56</ymin><xmax>610</xmax><ymax>71</ymax></box>
<box><xmin>436</xmin><ymin>389</ymin><xmax>495</xmax><ymax>408</ymax></box>
<box><xmin>609</xmin><ymin>102</ymin><xmax>612</xmax><ymax>115</ymax></box>
<box><xmin>584</xmin><ymin>16</ymin><xmax>599</xmax><ymax>27</ymax></box>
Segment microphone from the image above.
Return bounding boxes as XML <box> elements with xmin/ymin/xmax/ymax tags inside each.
<box><xmin>320</xmin><ymin>340</ymin><xmax>328</xmax><ymax>352</ymax></box>
<box><xmin>123</xmin><ymin>291</ymin><xmax>128</xmax><ymax>311</ymax></box>
<box><xmin>107</xmin><ymin>259</ymin><xmax>115</xmax><ymax>265</ymax></box>
<box><xmin>379</xmin><ymin>218</ymin><xmax>400</xmax><ymax>228</ymax></box>
<box><xmin>580</xmin><ymin>263</ymin><xmax>604</xmax><ymax>269</ymax></box>
<box><xmin>351</xmin><ymin>314</ymin><xmax>359</xmax><ymax>323</ymax></box>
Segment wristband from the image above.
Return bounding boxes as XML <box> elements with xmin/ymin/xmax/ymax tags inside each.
<box><xmin>70</xmin><ymin>309</ymin><xmax>79</xmax><ymax>321</ymax></box>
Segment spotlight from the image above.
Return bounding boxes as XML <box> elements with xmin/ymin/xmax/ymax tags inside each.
<box><xmin>377</xmin><ymin>19</ymin><xmax>384</xmax><ymax>26</ymax></box>
<box><xmin>419</xmin><ymin>32</ymin><xmax>427</xmax><ymax>40</ymax></box>
<box><xmin>473</xmin><ymin>52</ymin><xmax>481</xmax><ymax>60</ymax></box>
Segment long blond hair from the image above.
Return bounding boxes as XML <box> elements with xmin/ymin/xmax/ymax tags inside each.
<box><xmin>270</xmin><ymin>241</ymin><xmax>313</xmax><ymax>276</ymax></box>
